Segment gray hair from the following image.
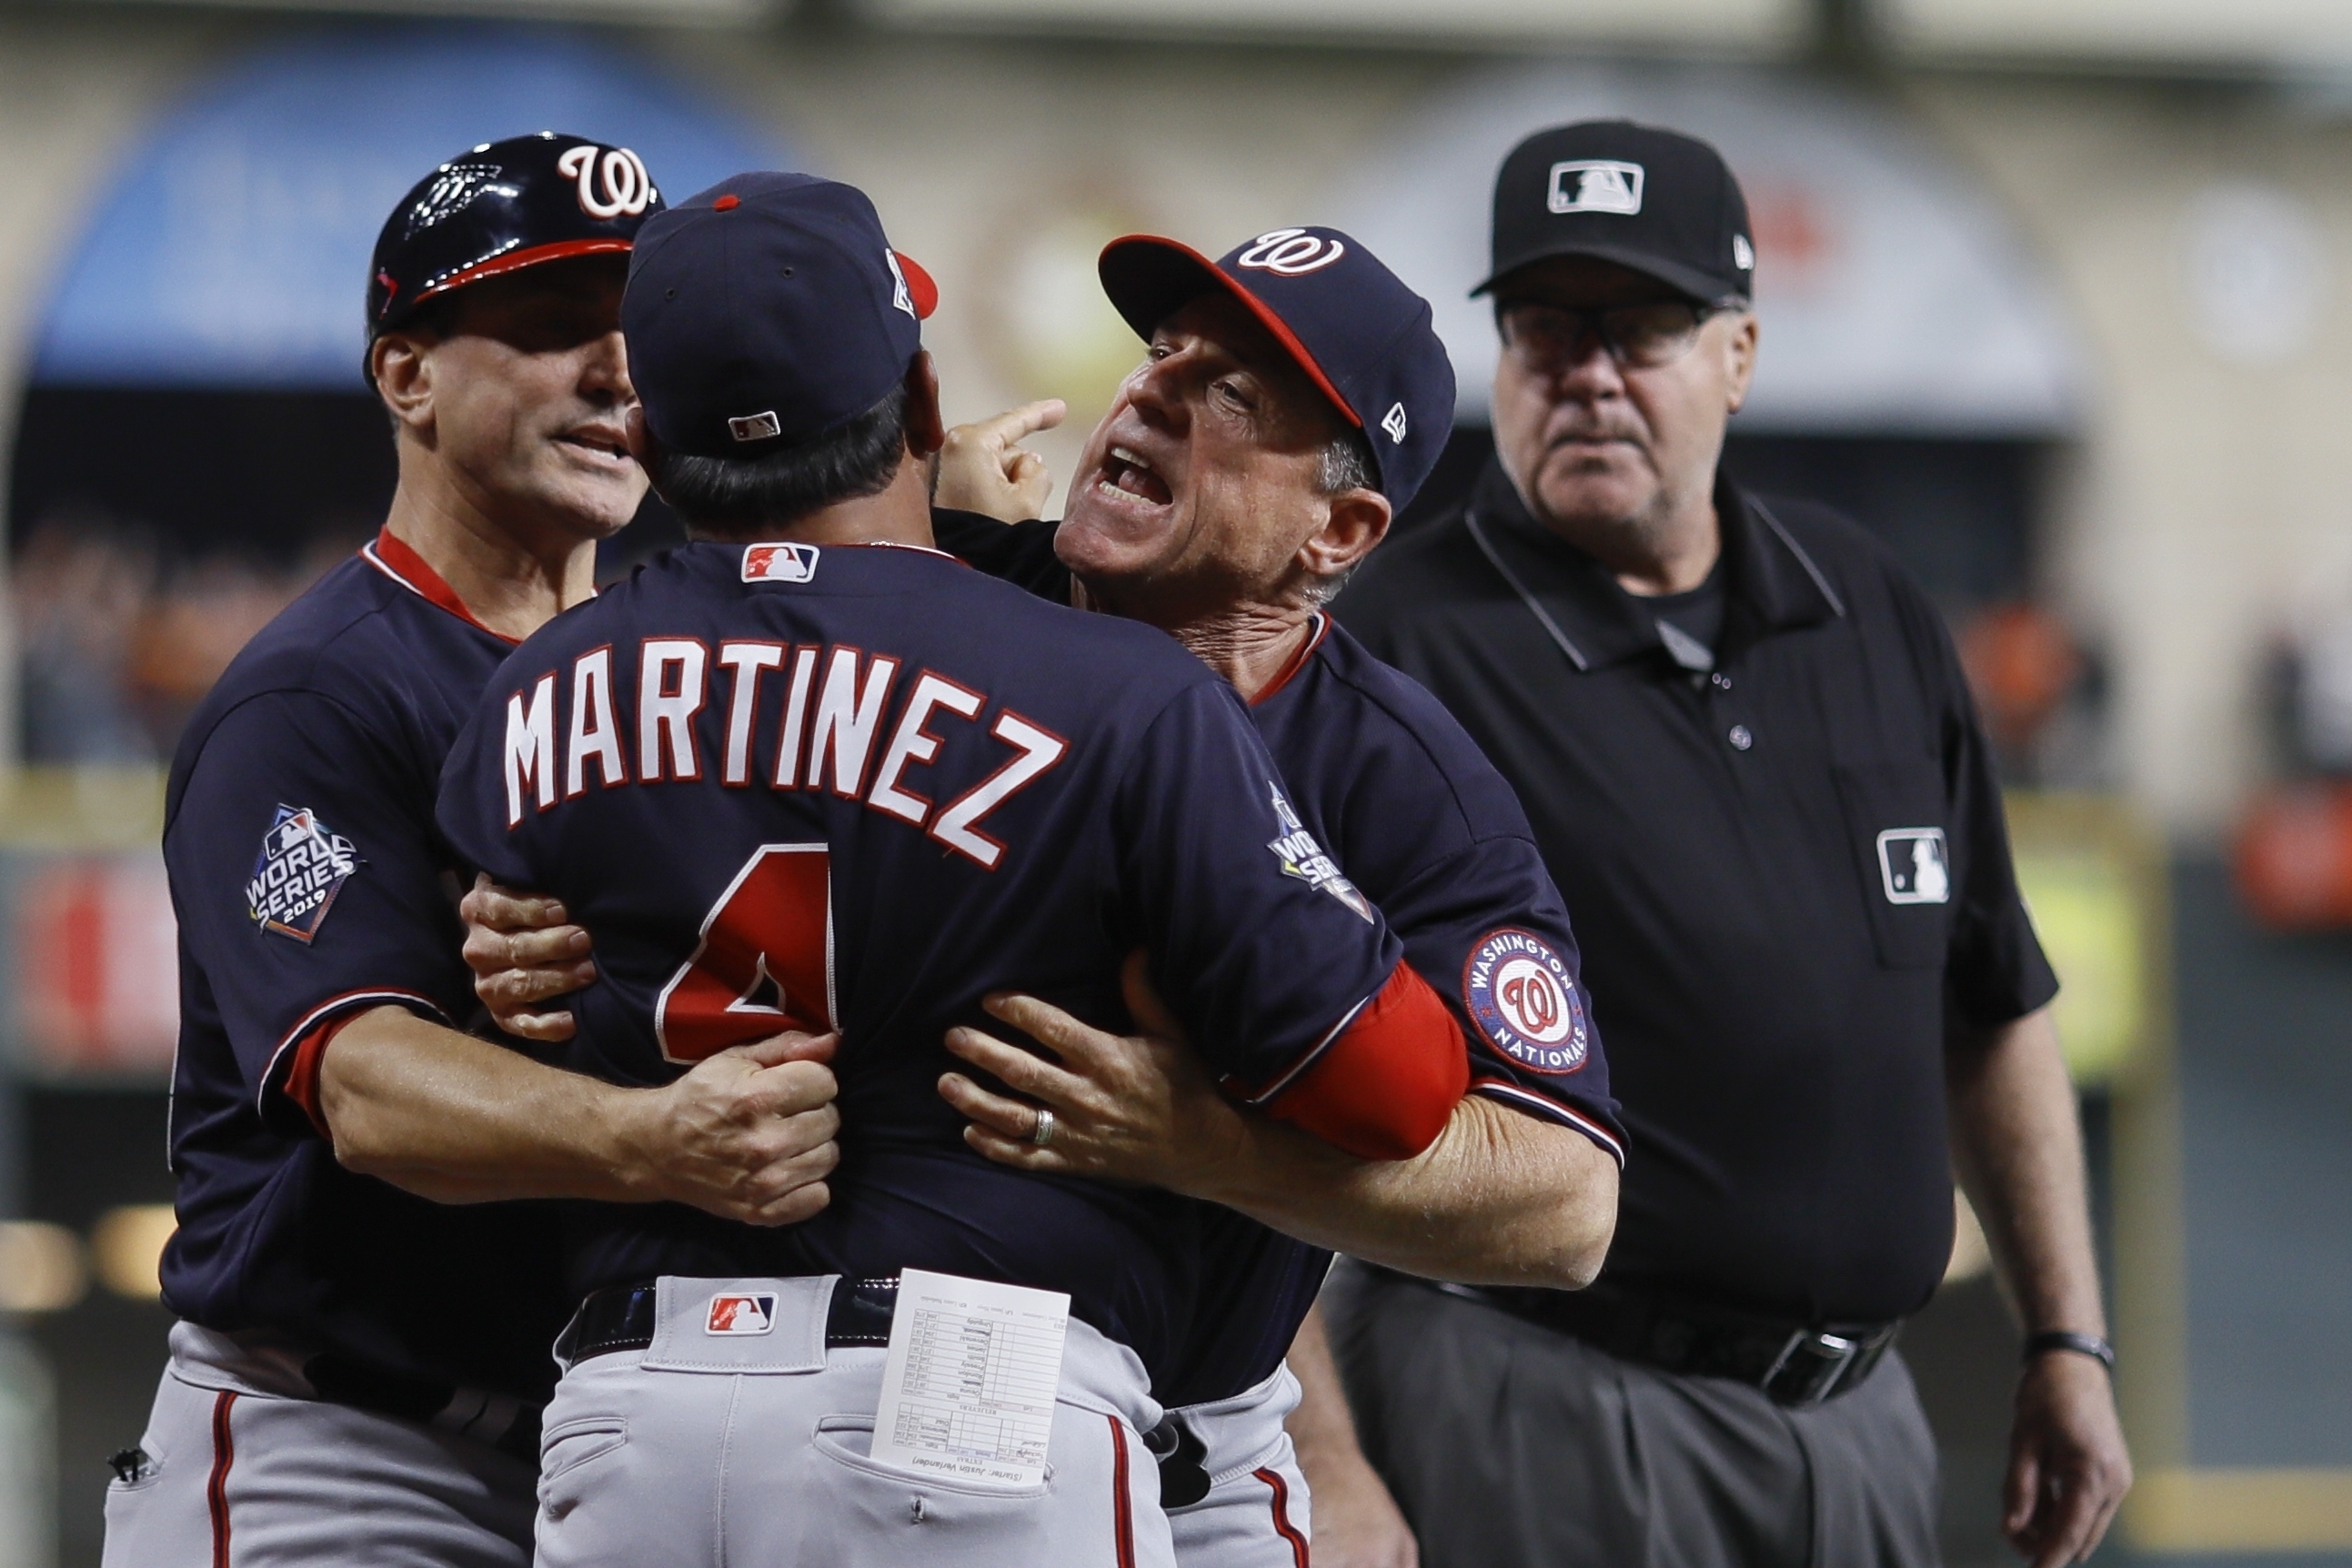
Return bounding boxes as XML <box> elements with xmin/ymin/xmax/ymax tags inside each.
<box><xmin>1302</xmin><ymin>426</ymin><xmax>1382</xmax><ymax>606</ymax></box>
<box><xmin>1316</xmin><ymin>427</ymin><xmax>1378</xmax><ymax>498</ymax></box>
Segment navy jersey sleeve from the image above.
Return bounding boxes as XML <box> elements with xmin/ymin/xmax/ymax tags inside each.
<box><xmin>930</xmin><ymin>509</ymin><xmax>1073</xmax><ymax>603</ymax></box>
<box><xmin>1113</xmin><ymin>680</ymin><xmax>1406</xmax><ymax>1096</ymax></box>
<box><xmin>165</xmin><ymin>689</ymin><xmax>473</xmax><ymax>1133</ymax></box>
<box><xmin>1379</xmin><ymin>838</ymin><xmax>1625</xmax><ymax>1165</ymax></box>
<box><xmin>435</xmin><ymin>698</ymin><xmax>537</xmax><ymax>891</ymax></box>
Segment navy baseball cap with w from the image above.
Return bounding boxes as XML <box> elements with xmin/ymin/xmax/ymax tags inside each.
<box><xmin>1096</xmin><ymin>227</ymin><xmax>1456</xmax><ymax>513</ymax></box>
<box><xmin>622</xmin><ymin>173</ymin><xmax>938</xmax><ymax>458</ymax></box>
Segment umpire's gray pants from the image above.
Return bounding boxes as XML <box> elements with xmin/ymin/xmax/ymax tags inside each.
<box><xmin>1323</xmin><ymin>1262</ymin><xmax>1941</xmax><ymax>1568</ymax></box>
<box><xmin>102</xmin><ymin>1322</ymin><xmax>537</xmax><ymax>1568</ymax></box>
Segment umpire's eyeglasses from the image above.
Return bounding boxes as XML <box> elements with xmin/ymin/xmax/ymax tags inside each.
<box><xmin>1497</xmin><ymin>297</ymin><xmax>1747</xmax><ymax>373</ymax></box>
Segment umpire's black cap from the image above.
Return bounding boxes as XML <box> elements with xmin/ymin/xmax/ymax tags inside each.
<box><xmin>622</xmin><ymin>173</ymin><xmax>938</xmax><ymax>459</ymax></box>
<box><xmin>367</xmin><ymin>131</ymin><xmax>663</xmax><ymax>355</ymax></box>
<box><xmin>1478</xmin><ymin>121</ymin><xmax>1754</xmax><ymax>304</ymax></box>
<box><xmin>1097</xmin><ymin>227</ymin><xmax>1456</xmax><ymax>514</ymax></box>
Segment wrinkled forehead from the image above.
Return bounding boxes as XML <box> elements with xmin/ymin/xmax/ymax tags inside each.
<box><xmin>1151</xmin><ymin>293</ymin><xmax>1348</xmax><ymax>438</ymax></box>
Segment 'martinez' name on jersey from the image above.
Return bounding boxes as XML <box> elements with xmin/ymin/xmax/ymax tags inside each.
<box><xmin>498</xmin><ymin>628</ymin><xmax>1062</xmax><ymax>870</ymax></box>
<box><xmin>437</xmin><ymin>540</ymin><xmax>1468</xmax><ymax>1375</ymax></box>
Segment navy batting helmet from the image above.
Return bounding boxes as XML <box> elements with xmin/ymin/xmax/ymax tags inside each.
<box><xmin>366</xmin><ymin>131</ymin><xmax>664</xmax><ymax>356</ymax></box>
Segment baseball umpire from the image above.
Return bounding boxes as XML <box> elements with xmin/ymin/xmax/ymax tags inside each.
<box><xmin>105</xmin><ymin>134</ymin><xmax>839</xmax><ymax>1568</ymax></box>
<box><xmin>1318</xmin><ymin>120</ymin><xmax>2133</xmax><ymax>1568</ymax></box>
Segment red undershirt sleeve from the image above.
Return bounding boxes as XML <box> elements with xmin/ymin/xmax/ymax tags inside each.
<box><xmin>1257</xmin><ymin>962</ymin><xmax>1469</xmax><ymax>1161</ymax></box>
<box><xmin>278</xmin><ymin>1011</ymin><xmax>365</xmax><ymax>1141</ymax></box>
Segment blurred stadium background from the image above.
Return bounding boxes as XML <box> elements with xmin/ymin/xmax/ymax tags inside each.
<box><xmin>2</xmin><ymin>0</ymin><xmax>2350</xmax><ymax>1563</ymax></box>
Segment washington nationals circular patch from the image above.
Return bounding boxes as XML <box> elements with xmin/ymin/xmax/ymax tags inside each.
<box><xmin>1463</xmin><ymin>929</ymin><xmax>1589</xmax><ymax>1073</ymax></box>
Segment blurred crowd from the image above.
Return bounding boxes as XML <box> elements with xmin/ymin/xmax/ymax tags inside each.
<box><xmin>1955</xmin><ymin>599</ymin><xmax>2106</xmax><ymax>789</ymax></box>
<box><xmin>10</xmin><ymin>501</ymin><xmax>2108</xmax><ymax>786</ymax></box>
<box><xmin>13</xmin><ymin>512</ymin><xmax>366</xmax><ymax>765</ymax></box>
<box><xmin>2234</xmin><ymin>589</ymin><xmax>2352</xmax><ymax>928</ymax></box>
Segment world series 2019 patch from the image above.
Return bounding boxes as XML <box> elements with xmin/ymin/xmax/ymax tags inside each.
<box><xmin>1463</xmin><ymin>928</ymin><xmax>1589</xmax><ymax>1073</ymax></box>
<box><xmin>1264</xmin><ymin>783</ymin><xmax>1374</xmax><ymax>923</ymax></box>
<box><xmin>246</xmin><ymin>805</ymin><xmax>359</xmax><ymax>943</ymax></box>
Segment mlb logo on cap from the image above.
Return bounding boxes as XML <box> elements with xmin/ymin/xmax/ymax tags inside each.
<box><xmin>1876</xmin><ymin>829</ymin><xmax>1951</xmax><ymax>905</ymax></box>
<box><xmin>1481</xmin><ymin>120</ymin><xmax>1755</xmax><ymax>305</ymax></box>
<box><xmin>707</xmin><ymin>1292</ymin><xmax>779</xmax><ymax>1335</ymax></box>
<box><xmin>1549</xmin><ymin>161</ymin><xmax>1645</xmax><ymax>216</ymax></box>
<box><xmin>742</xmin><ymin>543</ymin><xmax>819</xmax><ymax>584</ymax></box>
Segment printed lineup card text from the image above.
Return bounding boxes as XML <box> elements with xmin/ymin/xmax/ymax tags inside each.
<box><xmin>869</xmin><ymin>1269</ymin><xmax>1071</xmax><ymax>1488</ymax></box>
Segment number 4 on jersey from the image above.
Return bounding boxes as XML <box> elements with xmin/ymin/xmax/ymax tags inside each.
<box><xmin>656</xmin><ymin>844</ymin><xmax>834</xmax><ymax>1063</ymax></box>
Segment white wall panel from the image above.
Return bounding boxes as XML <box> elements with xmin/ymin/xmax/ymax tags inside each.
<box><xmin>1888</xmin><ymin>0</ymin><xmax>2352</xmax><ymax>71</ymax></box>
<box><xmin>865</xmin><ymin>0</ymin><xmax>1807</xmax><ymax>52</ymax></box>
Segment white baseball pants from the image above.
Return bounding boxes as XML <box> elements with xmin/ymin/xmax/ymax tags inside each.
<box><xmin>533</xmin><ymin>1275</ymin><xmax>1176</xmax><ymax>1568</ymax></box>
<box><xmin>1165</xmin><ymin>1364</ymin><xmax>1313</xmax><ymax>1568</ymax></box>
<box><xmin>102</xmin><ymin>1322</ymin><xmax>537</xmax><ymax>1568</ymax></box>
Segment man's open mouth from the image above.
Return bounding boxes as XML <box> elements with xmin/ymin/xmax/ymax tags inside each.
<box><xmin>1097</xmin><ymin>445</ymin><xmax>1172</xmax><ymax>507</ymax></box>
<box><xmin>559</xmin><ymin>429</ymin><xmax>632</xmax><ymax>464</ymax></box>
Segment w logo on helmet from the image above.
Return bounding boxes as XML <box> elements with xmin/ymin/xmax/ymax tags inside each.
<box><xmin>558</xmin><ymin>145</ymin><xmax>656</xmax><ymax>220</ymax></box>
<box><xmin>1235</xmin><ymin>228</ymin><xmax>1347</xmax><ymax>276</ymax></box>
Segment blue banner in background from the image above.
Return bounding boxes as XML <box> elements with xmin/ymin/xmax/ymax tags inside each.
<box><xmin>32</xmin><ymin>25</ymin><xmax>789</xmax><ymax>390</ymax></box>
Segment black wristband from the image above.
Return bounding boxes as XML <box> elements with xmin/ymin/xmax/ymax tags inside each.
<box><xmin>2023</xmin><ymin>1330</ymin><xmax>2115</xmax><ymax>1372</ymax></box>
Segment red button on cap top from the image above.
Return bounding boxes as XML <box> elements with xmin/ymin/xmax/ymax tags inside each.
<box><xmin>713</xmin><ymin>194</ymin><xmax>740</xmax><ymax>211</ymax></box>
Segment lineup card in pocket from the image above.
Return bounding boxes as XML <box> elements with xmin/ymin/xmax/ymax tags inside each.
<box><xmin>869</xmin><ymin>1268</ymin><xmax>1071</xmax><ymax>1488</ymax></box>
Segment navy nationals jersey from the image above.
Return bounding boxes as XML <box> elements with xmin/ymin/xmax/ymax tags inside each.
<box><xmin>436</xmin><ymin>540</ymin><xmax>1467</xmax><ymax>1382</ymax></box>
<box><xmin>160</xmin><ymin>529</ymin><xmax>567</xmax><ymax>1402</ymax></box>
<box><xmin>930</xmin><ymin>511</ymin><xmax>1624</xmax><ymax>1405</ymax></box>
<box><xmin>1166</xmin><ymin>613</ymin><xmax>1624</xmax><ymax>1403</ymax></box>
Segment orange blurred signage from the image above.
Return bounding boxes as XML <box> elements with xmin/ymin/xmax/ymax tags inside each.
<box><xmin>2234</xmin><ymin>785</ymin><xmax>2352</xmax><ymax>930</ymax></box>
<box><xmin>15</xmin><ymin>854</ymin><xmax>178</xmax><ymax>1074</ymax></box>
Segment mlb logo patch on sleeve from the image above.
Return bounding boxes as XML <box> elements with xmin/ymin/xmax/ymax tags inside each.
<box><xmin>707</xmin><ymin>1292</ymin><xmax>778</xmax><ymax>1335</ymax></box>
<box><xmin>1876</xmin><ymin>828</ymin><xmax>1951</xmax><ymax>905</ymax></box>
<box><xmin>246</xmin><ymin>805</ymin><xmax>359</xmax><ymax>943</ymax></box>
<box><xmin>1463</xmin><ymin>929</ymin><xmax>1589</xmax><ymax>1074</ymax></box>
<box><xmin>742</xmin><ymin>543</ymin><xmax>819</xmax><ymax>584</ymax></box>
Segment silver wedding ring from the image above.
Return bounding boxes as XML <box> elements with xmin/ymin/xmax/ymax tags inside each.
<box><xmin>1030</xmin><ymin>1107</ymin><xmax>1056</xmax><ymax>1148</ymax></box>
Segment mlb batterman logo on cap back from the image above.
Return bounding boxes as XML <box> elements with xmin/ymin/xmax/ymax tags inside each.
<box><xmin>366</xmin><ymin>131</ymin><xmax>664</xmax><ymax>357</ymax></box>
<box><xmin>621</xmin><ymin>173</ymin><xmax>938</xmax><ymax>459</ymax></box>
<box><xmin>1095</xmin><ymin>226</ymin><xmax>1457</xmax><ymax>514</ymax></box>
<box><xmin>1478</xmin><ymin>120</ymin><xmax>1755</xmax><ymax>306</ymax></box>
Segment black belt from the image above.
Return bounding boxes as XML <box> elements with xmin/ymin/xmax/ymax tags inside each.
<box><xmin>566</xmin><ymin>1277</ymin><xmax>1223</xmax><ymax>1505</ymax></box>
<box><xmin>558</xmin><ymin>1276</ymin><xmax>902</xmax><ymax>1363</ymax></box>
<box><xmin>1417</xmin><ymin>1274</ymin><xmax>1900</xmax><ymax>1408</ymax></box>
<box><xmin>302</xmin><ymin>1355</ymin><xmax>542</xmax><ymax>1461</ymax></box>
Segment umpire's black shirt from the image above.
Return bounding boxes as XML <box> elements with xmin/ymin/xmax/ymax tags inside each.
<box><xmin>1338</xmin><ymin>458</ymin><xmax>2057</xmax><ymax>1326</ymax></box>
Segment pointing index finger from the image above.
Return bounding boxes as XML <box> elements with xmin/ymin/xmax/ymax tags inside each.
<box><xmin>976</xmin><ymin>398</ymin><xmax>1066</xmax><ymax>450</ymax></box>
